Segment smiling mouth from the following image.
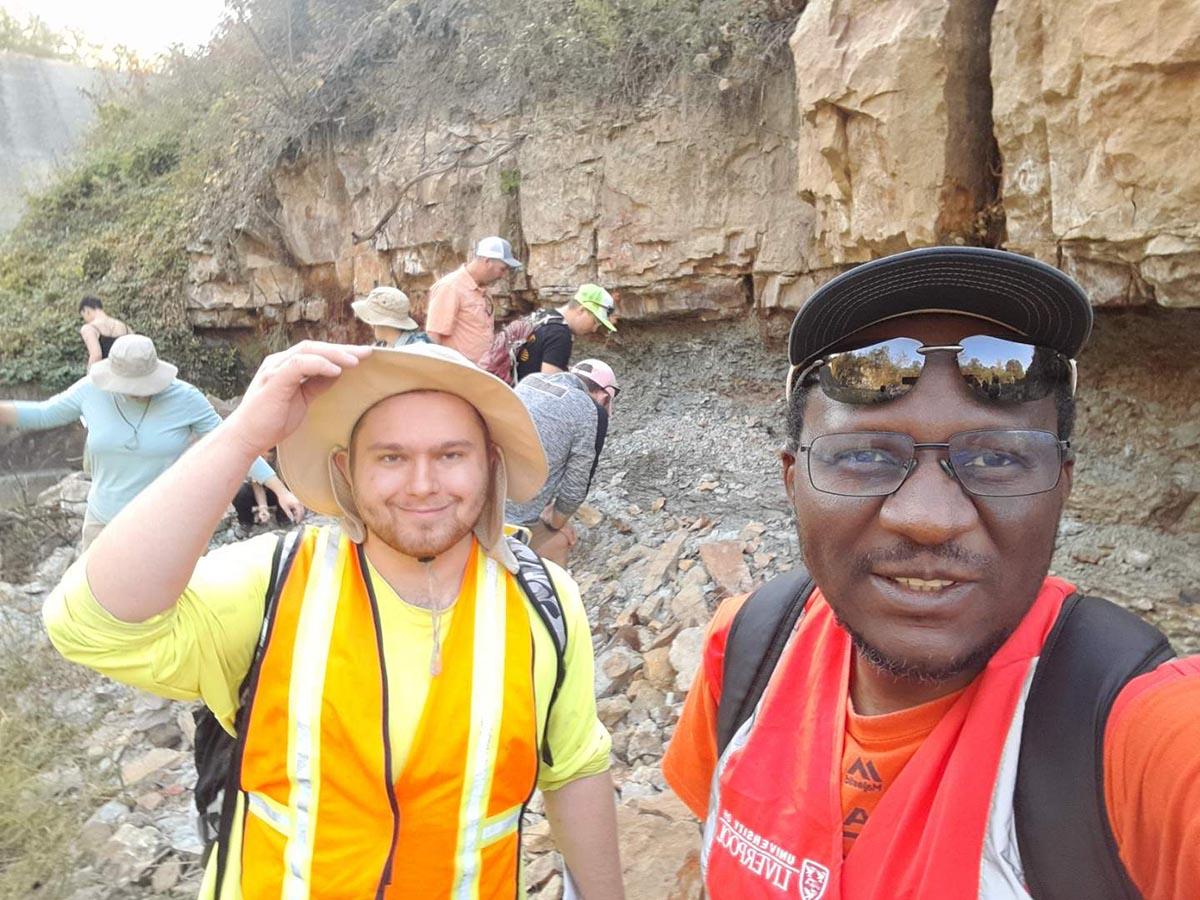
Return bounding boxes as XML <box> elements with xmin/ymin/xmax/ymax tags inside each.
<box><xmin>889</xmin><ymin>576</ymin><xmax>959</xmax><ymax>592</ymax></box>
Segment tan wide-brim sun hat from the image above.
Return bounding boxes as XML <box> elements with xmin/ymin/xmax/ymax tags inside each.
<box><xmin>88</xmin><ymin>334</ymin><xmax>177</xmax><ymax>396</ymax></box>
<box><xmin>277</xmin><ymin>343</ymin><xmax>548</xmax><ymax>566</ymax></box>
<box><xmin>351</xmin><ymin>285</ymin><xmax>419</xmax><ymax>331</ymax></box>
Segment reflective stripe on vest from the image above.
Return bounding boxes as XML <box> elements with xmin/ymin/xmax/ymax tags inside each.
<box><xmin>236</xmin><ymin>526</ymin><xmax>538</xmax><ymax>898</ymax></box>
<box><xmin>701</xmin><ymin>578</ymin><xmax>1077</xmax><ymax>899</ymax></box>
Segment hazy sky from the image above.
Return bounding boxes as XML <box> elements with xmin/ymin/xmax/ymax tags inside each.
<box><xmin>4</xmin><ymin>0</ymin><xmax>230</xmax><ymax>58</ymax></box>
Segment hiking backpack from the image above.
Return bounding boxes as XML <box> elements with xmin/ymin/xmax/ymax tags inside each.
<box><xmin>479</xmin><ymin>310</ymin><xmax>556</xmax><ymax>384</ymax></box>
<box><xmin>715</xmin><ymin>569</ymin><xmax>1175</xmax><ymax>900</ymax></box>
<box><xmin>192</xmin><ymin>528</ymin><xmax>569</xmax><ymax>868</ymax></box>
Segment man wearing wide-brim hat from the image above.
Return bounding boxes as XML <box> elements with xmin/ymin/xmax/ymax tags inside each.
<box><xmin>43</xmin><ymin>341</ymin><xmax>624</xmax><ymax>898</ymax></box>
<box><xmin>351</xmin><ymin>285</ymin><xmax>431</xmax><ymax>349</ymax></box>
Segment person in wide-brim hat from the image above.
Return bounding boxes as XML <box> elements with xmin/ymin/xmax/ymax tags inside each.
<box><xmin>88</xmin><ymin>334</ymin><xmax>177</xmax><ymax>396</ymax></box>
<box><xmin>278</xmin><ymin>342</ymin><xmax>548</xmax><ymax>570</ymax></box>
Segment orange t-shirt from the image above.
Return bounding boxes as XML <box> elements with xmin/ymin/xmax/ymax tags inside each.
<box><xmin>662</xmin><ymin>594</ymin><xmax>1200</xmax><ymax>899</ymax></box>
<box><xmin>425</xmin><ymin>265</ymin><xmax>495</xmax><ymax>364</ymax></box>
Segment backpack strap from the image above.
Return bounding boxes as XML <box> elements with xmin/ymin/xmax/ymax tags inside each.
<box><xmin>505</xmin><ymin>535</ymin><xmax>568</xmax><ymax>766</ymax></box>
<box><xmin>1016</xmin><ymin>593</ymin><xmax>1176</xmax><ymax>900</ymax></box>
<box><xmin>212</xmin><ymin>526</ymin><xmax>305</xmax><ymax>897</ymax></box>
<box><xmin>715</xmin><ymin>568</ymin><xmax>815</xmax><ymax>756</ymax></box>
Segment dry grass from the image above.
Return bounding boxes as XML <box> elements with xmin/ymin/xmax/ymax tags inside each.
<box><xmin>0</xmin><ymin>616</ymin><xmax>111</xmax><ymax>898</ymax></box>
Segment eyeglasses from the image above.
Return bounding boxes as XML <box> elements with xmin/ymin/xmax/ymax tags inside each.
<box><xmin>798</xmin><ymin>429</ymin><xmax>1071</xmax><ymax>498</ymax></box>
<box><xmin>786</xmin><ymin>335</ymin><xmax>1076</xmax><ymax>404</ymax></box>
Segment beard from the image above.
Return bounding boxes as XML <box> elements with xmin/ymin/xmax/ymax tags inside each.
<box><xmin>836</xmin><ymin>612</ymin><xmax>1012</xmax><ymax>685</ymax></box>
<box><xmin>354</xmin><ymin>491</ymin><xmax>486</xmax><ymax>560</ymax></box>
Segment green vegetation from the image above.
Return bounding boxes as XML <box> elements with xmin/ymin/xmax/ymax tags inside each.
<box><xmin>0</xmin><ymin>10</ymin><xmax>91</xmax><ymax>62</ymax></box>
<box><xmin>0</xmin><ymin>51</ymin><xmax>248</xmax><ymax>393</ymax></box>
<box><xmin>0</xmin><ymin>0</ymin><xmax>804</xmax><ymax>393</ymax></box>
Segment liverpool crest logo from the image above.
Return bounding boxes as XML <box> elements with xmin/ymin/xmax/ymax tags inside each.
<box><xmin>798</xmin><ymin>859</ymin><xmax>830</xmax><ymax>900</ymax></box>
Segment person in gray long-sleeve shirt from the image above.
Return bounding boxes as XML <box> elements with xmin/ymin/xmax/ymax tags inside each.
<box><xmin>507</xmin><ymin>362</ymin><xmax>618</xmax><ymax>564</ymax></box>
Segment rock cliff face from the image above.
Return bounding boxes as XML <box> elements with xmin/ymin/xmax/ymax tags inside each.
<box><xmin>992</xmin><ymin>0</ymin><xmax>1200</xmax><ymax>307</ymax></box>
<box><xmin>186</xmin><ymin>71</ymin><xmax>813</xmax><ymax>332</ymax></box>
<box><xmin>187</xmin><ymin>0</ymin><xmax>1200</xmax><ymax>335</ymax></box>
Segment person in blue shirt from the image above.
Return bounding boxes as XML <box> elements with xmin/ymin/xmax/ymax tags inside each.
<box><xmin>0</xmin><ymin>335</ymin><xmax>302</xmax><ymax>548</ymax></box>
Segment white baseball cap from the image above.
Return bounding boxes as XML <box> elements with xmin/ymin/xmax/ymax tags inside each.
<box><xmin>475</xmin><ymin>236</ymin><xmax>523</xmax><ymax>269</ymax></box>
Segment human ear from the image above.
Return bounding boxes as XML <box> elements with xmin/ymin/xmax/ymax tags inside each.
<box><xmin>781</xmin><ymin>450</ymin><xmax>798</xmax><ymax>503</ymax></box>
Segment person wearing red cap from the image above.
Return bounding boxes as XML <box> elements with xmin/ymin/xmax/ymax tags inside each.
<box><xmin>663</xmin><ymin>247</ymin><xmax>1200</xmax><ymax>899</ymax></box>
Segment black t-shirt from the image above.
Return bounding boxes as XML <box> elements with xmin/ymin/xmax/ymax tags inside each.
<box><xmin>515</xmin><ymin>312</ymin><xmax>572</xmax><ymax>382</ymax></box>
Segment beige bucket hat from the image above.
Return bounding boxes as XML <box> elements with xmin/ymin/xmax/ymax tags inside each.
<box><xmin>351</xmin><ymin>286</ymin><xmax>419</xmax><ymax>330</ymax></box>
<box><xmin>277</xmin><ymin>343</ymin><xmax>548</xmax><ymax>569</ymax></box>
<box><xmin>88</xmin><ymin>334</ymin><xmax>177</xmax><ymax>396</ymax></box>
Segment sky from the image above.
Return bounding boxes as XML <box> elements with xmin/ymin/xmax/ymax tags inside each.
<box><xmin>4</xmin><ymin>0</ymin><xmax>230</xmax><ymax>59</ymax></box>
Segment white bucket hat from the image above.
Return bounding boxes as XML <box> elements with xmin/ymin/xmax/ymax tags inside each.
<box><xmin>351</xmin><ymin>286</ymin><xmax>419</xmax><ymax>330</ymax></box>
<box><xmin>88</xmin><ymin>334</ymin><xmax>177</xmax><ymax>396</ymax></box>
<box><xmin>277</xmin><ymin>343</ymin><xmax>548</xmax><ymax>571</ymax></box>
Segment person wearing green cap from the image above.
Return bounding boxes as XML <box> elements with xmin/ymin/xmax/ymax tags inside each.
<box><xmin>514</xmin><ymin>283</ymin><xmax>617</xmax><ymax>382</ymax></box>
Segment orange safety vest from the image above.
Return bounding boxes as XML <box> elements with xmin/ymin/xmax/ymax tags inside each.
<box><xmin>227</xmin><ymin>526</ymin><xmax>538</xmax><ymax>898</ymax></box>
<box><xmin>701</xmin><ymin>578</ymin><xmax>1077</xmax><ymax>899</ymax></box>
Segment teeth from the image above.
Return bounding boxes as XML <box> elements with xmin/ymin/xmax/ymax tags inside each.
<box><xmin>893</xmin><ymin>577</ymin><xmax>957</xmax><ymax>592</ymax></box>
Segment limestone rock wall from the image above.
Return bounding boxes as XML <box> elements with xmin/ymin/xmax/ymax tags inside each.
<box><xmin>788</xmin><ymin>0</ymin><xmax>999</xmax><ymax>275</ymax></box>
<box><xmin>992</xmin><ymin>0</ymin><xmax>1200</xmax><ymax>307</ymax></box>
<box><xmin>187</xmin><ymin>0</ymin><xmax>1200</xmax><ymax>335</ymax></box>
<box><xmin>186</xmin><ymin>72</ymin><xmax>814</xmax><ymax>333</ymax></box>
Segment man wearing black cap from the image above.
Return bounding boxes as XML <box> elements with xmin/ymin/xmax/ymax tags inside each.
<box><xmin>663</xmin><ymin>248</ymin><xmax>1200</xmax><ymax>899</ymax></box>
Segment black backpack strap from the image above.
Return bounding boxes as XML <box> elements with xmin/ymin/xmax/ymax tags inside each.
<box><xmin>505</xmin><ymin>535</ymin><xmax>567</xmax><ymax>766</ymax></box>
<box><xmin>1016</xmin><ymin>594</ymin><xmax>1175</xmax><ymax>900</ymax></box>
<box><xmin>715</xmin><ymin>568</ymin><xmax>815</xmax><ymax>756</ymax></box>
<box><xmin>212</xmin><ymin>526</ymin><xmax>305</xmax><ymax>896</ymax></box>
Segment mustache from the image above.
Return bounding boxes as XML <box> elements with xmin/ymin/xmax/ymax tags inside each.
<box><xmin>852</xmin><ymin>540</ymin><xmax>994</xmax><ymax>576</ymax></box>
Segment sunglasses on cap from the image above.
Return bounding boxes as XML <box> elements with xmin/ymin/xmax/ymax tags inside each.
<box><xmin>786</xmin><ymin>335</ymin><xmax>1077</xmax><ymax>405</ymax></box>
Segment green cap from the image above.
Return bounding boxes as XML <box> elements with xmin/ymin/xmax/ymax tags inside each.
<box><xmin>574</xmin><ymin>283</ymin><xmax>617</xmax><ymax>331</ymax></box>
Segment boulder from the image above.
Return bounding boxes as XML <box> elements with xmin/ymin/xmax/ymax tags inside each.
<box><xmin>789</xmin><ymin>0</ymin><xmax>998</xmax><ymax>276</ymax></box>
<box><xmin>698</xmin><ymin>540</ymin><xmax>752</xmax><ymax>596</ymax></box>
<box><xmin>668</xmin><ymin>627</ymin><xmax>705</xmax><ymax>693</ymax></box>
<box><xmin>992</xmin><ymin>0</ymin><xmax>1200</xmax><ymax>308</ymax></box>
<box><xmin>641</xmin><ymin>534</ymin><xmax>687</xmax><ymax>596</ymax></box>
<box><xmin>617</xmin><ymin>793</ymin><xmax>703</xmax><ymax>900</ymax></box>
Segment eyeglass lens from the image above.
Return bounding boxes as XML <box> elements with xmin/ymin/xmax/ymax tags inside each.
<box><xmin>818</xmin><ymin>336</ymin><xmax>1066</xmax><ymax>405</ymax></box>
<box><xmin>806</xmin><ymin>430</ymin><xmax>1065</xmax><ymax>498</ymax></box>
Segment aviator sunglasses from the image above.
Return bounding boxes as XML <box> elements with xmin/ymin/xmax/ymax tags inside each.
<box><xmin>786</xmin><ymin>335</ymin><xmax>1077</xmax><ymax>405</ymax></box>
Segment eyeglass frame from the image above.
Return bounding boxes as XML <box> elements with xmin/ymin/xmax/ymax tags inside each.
<box><xmin>796</xmin><ymin>429</ymin><xmax>1074</xmax><ymax>499</ymax></box>
<box><xmin>785</xmin><ymin>338</ymin><xmax>1079</xmax><ymax>403</ymax></box>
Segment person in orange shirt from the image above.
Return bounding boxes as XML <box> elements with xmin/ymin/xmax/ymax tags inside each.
<box><xmin>663</xmin><ymin>247</ymin><xmax>1200</xmax><ymax>900</ymax></box>
<box><xmin>426</xmin><ymin>235</ymin><xmax>523</xmax><ymax>366</ymax></box>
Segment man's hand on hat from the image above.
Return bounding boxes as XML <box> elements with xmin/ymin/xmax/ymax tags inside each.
<box><xmin>227</xmin><ymin>341</ymin><xmax>371</xmax><ymax>455</ymax></box>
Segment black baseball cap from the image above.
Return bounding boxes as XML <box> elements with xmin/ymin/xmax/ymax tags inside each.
<box><xmin>788</xmin><ymin>247</ymin><xmax>1094</xmax><ymax>371</ymax></box>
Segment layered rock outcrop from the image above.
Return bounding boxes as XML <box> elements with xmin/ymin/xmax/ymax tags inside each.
<box><xmin>186</xmin><ymin>72</ymin><xmax>813</xmax><ymax>331</ymax></box>
<box><xmin>992</xmin><ymin>0</ymin><xmax>1200</xmax><ymax>307</ymax></box>
<box><xmin>186</xmin><ymin>0</ymin><xmax>1200</xmax><ymax>335</ymax></box>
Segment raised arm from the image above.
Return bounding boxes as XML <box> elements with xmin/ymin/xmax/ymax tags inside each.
<box><xmin>85</xmin><ymin>342</ymin><xmax>369</xmax><ymax>622</ymax></box>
